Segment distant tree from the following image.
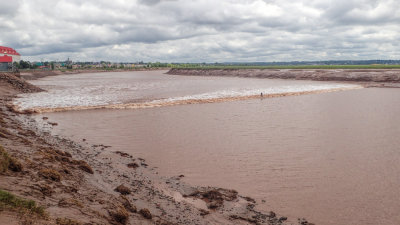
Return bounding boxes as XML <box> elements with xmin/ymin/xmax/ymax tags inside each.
<box><xmin>19</xmin><ymin>60</ymin><xmax>31</xmax><ymax>69</ymax></box>
<box><xmin>13</xmin><ymin>62</ymin><xmax>20</xmax><ymax>69</ymax></box>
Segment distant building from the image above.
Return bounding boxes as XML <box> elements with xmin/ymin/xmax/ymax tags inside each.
<box><xmin>0</xmin><ymin>46</ymin><xmax>21</xmax><ymax>62</ymax></box>
<box><xmin>53</xmin><ymin>62</ymin><xmax>63</xmax><ymax>69</ymax></box>
<box><xmin>0</xmin><ymin>55</ymin><xmax>12</xmax><ymax>72</ymax></box>
<box><xmin>0</xmin><ymin>46</ymin><xmax>20</xmax><ymax>72</ymax></box>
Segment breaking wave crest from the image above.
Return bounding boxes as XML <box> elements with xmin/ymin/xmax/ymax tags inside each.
<box><xmin>12</xmin><ymin>85</ymin><xmax>362</xmax><ymax>114</ymax></box>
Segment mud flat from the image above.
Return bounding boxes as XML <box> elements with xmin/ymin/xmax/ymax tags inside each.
<box><xmin>167</xmin><ymin>68</ymin><xmax>400</xmax><ymax>87</ymax></box>
<box><xmin>0</xmin><ymin>73</ymin><xmax>310</xmax><ymax>224</ymax></box>
<box><xmin>20</xmin><ymin>68</ymin><xmax>169</xmax><ymax>80</ymax></box>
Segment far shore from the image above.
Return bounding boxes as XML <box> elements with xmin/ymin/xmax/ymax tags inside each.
<box><xmin>167</xmin><ymin>68</ymin><xmax>400</xmax><ymax>88</ymax></box>
<box><xmin>16</xmin><ymin>67</ymin><xmax>400</xmax><ymax>89</ymax></box>
<box><xmin>19</xmin><ymin>67</ymin><xmax>170</xmax><ymax>80</ymax></box>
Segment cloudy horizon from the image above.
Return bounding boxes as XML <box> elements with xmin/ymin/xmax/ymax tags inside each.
<box><xmin>0</xmin><ymin>0</ymin><xmax>399</xmax><ymax>62</ymax></box>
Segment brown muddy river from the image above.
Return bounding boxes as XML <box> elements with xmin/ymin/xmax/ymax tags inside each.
<box><xmin>18</xmin><ymin>71</ymin><xmax>400</xmax><ymax>225</ymax></box>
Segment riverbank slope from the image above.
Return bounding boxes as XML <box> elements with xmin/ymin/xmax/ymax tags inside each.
<box><xmin>167</xmin><ymin>68</ymin><xmax>400</xmax><ymax>87</ymax></box>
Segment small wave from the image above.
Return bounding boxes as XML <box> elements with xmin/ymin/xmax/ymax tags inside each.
<box><xmin>12</xmin><ymin>85</ymin><xmax>363</xmax><ymax>114</ymax></box>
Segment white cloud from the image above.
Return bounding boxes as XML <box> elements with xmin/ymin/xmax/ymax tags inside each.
<box><xmin>0</xmin><ymin>0</ymin><xmax>399</xmax><ymax>62</ymax></box>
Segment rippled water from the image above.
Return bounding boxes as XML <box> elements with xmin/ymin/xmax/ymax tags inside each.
<box><xmin>17</xmin><ymin>71</ymin><xmax>400</xmax><ymax>225</ymax></box>
<box><xmin>14</xmin><ymin>70</ymin><xmax>359</xmax><ymax>112</ymax></box>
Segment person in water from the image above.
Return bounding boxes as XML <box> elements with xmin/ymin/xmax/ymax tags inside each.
<box><xmin>261</xmin><ymin>92</ymin><xmax>263</xmax><ymax>97</ymax></box>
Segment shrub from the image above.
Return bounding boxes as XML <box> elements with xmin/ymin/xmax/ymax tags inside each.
<box><xmin>0</xmin><ymin>146</ymin><xmax>10</xmax><ymax>173</ymax></box>
<box><xmin>109</xmin><ymin>207</ymin><xmax>129</xmax><ymax>224</ymax></box>
<box><xmin>78</xmin><ymin>161</ymin><xmax>94</xmax><ymax>174</ymax></box>
<box><xmin>0</xmin><ymin>145</ymin><xmax>22</xmax><ymax>173</ymax></box>
<box><xmin>58</xmin><ymin>198</ymin><xmax>83</xmax><ymax>208</ymax></box>
<box><xmin>56</xmin><ymin>218</ymin><xmax>82</xmax><ymax>225</ymax></box>
<box><xmin>38</xmin><ymin>169</ymin><xmax>61</xmax><ymax>182</ymax></box>
<box><xmin>8</xmin><ymin>157</ymin><xmax>23</xmax><ymax>172</ymax></box>
<box><xmin>114</xmin><ymin>185</ymin><xmax>131</xmax><ymax>195</ymax></box>
<box><xmin>139</xmin><ymin>208</ymin><xmax>152</xmax><ymax>219</ymax></box>
<box><xmin>120</xmin><ymin>196</ymin><xmax>136</xmax><ymax>213</ymax></box>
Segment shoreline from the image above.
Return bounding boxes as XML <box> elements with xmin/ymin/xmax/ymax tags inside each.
<box><xmin>0</xmin><ymin>73</ymin><xmax>300</xmax><ymax>224</ymax></box>
<box><xmin>167</xmin><ymin>68</ymin><xmax>400</xmax><ymax>88</ymax></box>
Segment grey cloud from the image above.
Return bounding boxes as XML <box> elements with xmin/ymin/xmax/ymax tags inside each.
<box><xmin>0</xmin><ymin>1</ymin><xmax>20</xmax><ymax>16</ymax></box>
<box><xmin>323</xmin><ymin>0</ymin><xmax>400</xmax><ymax>25</ymax></box>
<box><xmin>1</xmin><ymin>0</ymin><xmax>400</xmax><ymax>62</ymax></box>
<box><xmin>138</xmin><ymin>0</ymin><xmax>162</xmax><ymax>5</ymax></box>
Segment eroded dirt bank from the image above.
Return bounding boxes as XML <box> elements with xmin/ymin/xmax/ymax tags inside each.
<box><xmin>167</xmin><ymin>68</ymin><xmax>400</xmax><ymax>87</ymax></box>
<box><xmin>0</xmin><ymin>72</ymin><xmax>311</xmax><ymax>224</ymax></box>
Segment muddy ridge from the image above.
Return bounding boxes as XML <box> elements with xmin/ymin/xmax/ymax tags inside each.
<box><xmin>0</xmin><ymin>72</ymin><xmax>311</xmax><ymax>224</ymax></box>
<box><xmin>167</xmin><ymin>68</ymin><xmax>400</xmax><ymax>86</ymax></box>
<box><xmin>0</xmin><ymin>73</ymin><xmax>43</xmax><ymax>93</ymax></box>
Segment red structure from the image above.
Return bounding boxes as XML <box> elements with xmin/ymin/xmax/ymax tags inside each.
<box><xmin>0</xmin><ymin>46</ymin><xmax>20</xmax><ymax>56</ymax></box>
<box><xmin>0</xmin><ymin>55</ymin><xmax>13</xmax><ymax>63</ymax></box>
<box><xmin>0</xmin><ymin>46</ymin><xmax>20</xmax><ymax>71</ymax></box>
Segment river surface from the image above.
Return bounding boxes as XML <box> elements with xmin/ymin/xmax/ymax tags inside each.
<box><xmin>15</xmin><ymin>71</ymin><xmax>400</xmax><ymax>225</ymax></box>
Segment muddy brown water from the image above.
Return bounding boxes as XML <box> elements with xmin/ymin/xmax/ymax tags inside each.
<box><xmin>22</xmin><ymin>71</ymin><xmax>400</xmax><ymax>225</ymax></box>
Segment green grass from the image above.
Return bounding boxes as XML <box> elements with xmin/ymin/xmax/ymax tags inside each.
<box><xmin>0</xmin><ymin>189</ymin><xmax>46</xmax><ymax>217</ymax></box>
<box><xmin>171</xmin><ymin>64</ymin><xmax>400</xmax><ymax>70</ymax></box>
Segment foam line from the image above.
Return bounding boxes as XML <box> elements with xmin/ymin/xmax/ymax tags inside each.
<box><xmin>12</xmin><ymin>86</ymin><xmax>362</xmax><ymax>114</ymax></box>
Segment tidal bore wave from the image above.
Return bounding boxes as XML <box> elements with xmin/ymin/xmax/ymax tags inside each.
<box><xmin>13</xmin><ymin>86</ymin><xmax>362</xmax><ymax>114</ymax></box>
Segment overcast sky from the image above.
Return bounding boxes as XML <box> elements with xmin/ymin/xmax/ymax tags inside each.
<box><xmin>0</xmin><ymin>0</ymin><xmax>399</xmax><ymax>62</ymax></box>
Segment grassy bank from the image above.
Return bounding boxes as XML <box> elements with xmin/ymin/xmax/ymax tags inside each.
<box><xmin>0</xmin><ymin>189</ymin><xmax>46</xmax><ymax>218</ymax></box>
<box><xmin>0</xmin><ymin>146</ymin><xmax>39</xmax><ymax>216</ymax></box>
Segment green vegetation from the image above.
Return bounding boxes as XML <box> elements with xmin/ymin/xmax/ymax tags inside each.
<box><xmin>0</xmin><ymin>145</ymin><xmax>22</xmax><ymax>173</ymax></box>
<box><xmin>0</xmin><ymin>189</ymin><xmax>46</xmax><ymax>217</ymax></box>
<box><xmin>170</xmin><ymin>64</ymin><xmax>400</xmax><ymax>70</ymax></box>
<box><xmin>13</xmin><ymin>60</ymin><xmax>39</xmax><ymax>69</ymax></box>
<box><xmin>13</xmin><ymin>59</ymin><xmax>400</xmax><ymax>71</ymax></box>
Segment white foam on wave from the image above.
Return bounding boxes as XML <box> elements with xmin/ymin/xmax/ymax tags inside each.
<box><xmin>151</xmin><ymin>84</ymin><xmax>360</xmax><ymax>104</ymax></box>
<box><xmin>13</xmin><ymin>82</ymin><xmax>362</xmax><ymax>113</ymax></box>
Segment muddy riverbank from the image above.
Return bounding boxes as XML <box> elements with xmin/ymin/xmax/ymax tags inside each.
<box><xmin>0</xmin><ymin>72</ymin><xmax>303</xmax><ymax>224</ymax></box>
<box><xmin>167</xmin><ymin>68</ymin><xmax>400</xmax><ymax>87</ymax></box>
<box><xmin>20</xmin><ymin>68</ymin><xmax>169</xmax><ymax>80</ymax></box>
